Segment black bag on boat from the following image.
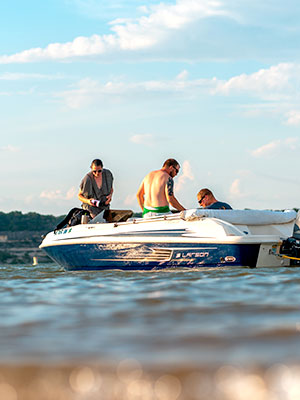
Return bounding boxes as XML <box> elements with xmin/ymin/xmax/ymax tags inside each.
<box><xmin>55</xmin><ymin>208</ymin><xmax>91</xmax><ymax>231</ymax></box>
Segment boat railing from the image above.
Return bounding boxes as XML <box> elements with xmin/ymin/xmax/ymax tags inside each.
<box><xmin>115</xmin><ymin>212</ymin><xmax>182</xmax><ymax>226</ymax></box>
<box><xmin>88</xmin><ymin>211</ymin><xmax>183</xmax><ymax>227</ymax></box>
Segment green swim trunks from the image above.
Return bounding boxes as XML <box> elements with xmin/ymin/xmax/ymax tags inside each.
<box><xmin>142</xmin><ymin>205</ymin><xmax>170</xmax><ymax>216</ymax></box>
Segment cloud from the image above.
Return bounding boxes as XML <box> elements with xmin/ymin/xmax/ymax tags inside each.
<box><xmin>0</xmin><ymin>145</ymin><xmax>19</xmax><ymax>152</ymax></box>
<box><xmin>229</xmin><ymin>172</ymin><xmax>255</xmax><ymax>201</ymax></box>
<box><xmin>52</xmin><ymin>61</ymin><xmax>300</xmax><ymax>130</ymax></box>
<box><xmin>176</xmin><ymin>160</ymin><xmax>194</xmax><ymax>192</ymax></box>
<box><xmin>66</xmin><ymin>187</ymin><xmax>77</xmax><ymax>200</ymax></box>
<box><xmin>130</xmin><ymin>134</ymin><xmax>155</xmax><ymax>146</ymax></box>
<box><xmin>40</xmin><ymin>190</ymin><xmax>63</xmax><ymax>200</ymax></box>
<box><xmin>55</xmin><ymin>62</ymin><xmax>300</xmax><ymax>114</ymax></box>
<box><xmin>40</xmin><ymin>187</ymin><xmax>76</xmax><ymax>200</ymax></box>
<box><xmin>2</xmin><ymin>1</ymin><xmax>300</xmax><ymax>67</ymax></box>
<box><xmin>176</xmin><ymin>70</ymin><xmax>189</xmax><ymax>80</ymax></box>
<box><xmin>213</xmin><ymin>63</ymin><xmax>297</xmax><ymax>100</ymax></box>
<box><xmin>0</xmin><ymin>0</ymin><xmax>231</xmax><ymax>64</ymax></box>
<box><xmin>123</xmin><ymin>193</ymin><xmax>137</xmax><ymax>206</ymax></box>
<box><xmin>229</xmin><ymin>178</ymin><xmax>244</xmax><ymax>198</ymax></box>
<box><xmin>57</xmin><ymin>78</ymin><xmax>100</xmax><ymax>109</ymax></box>
<box><xmin>251</xmin><ymin>137</ymin><xmax>299</xmax><ymax>158</ymax></box>
<box><xmin>211</xmin><ymin>63</ymin><xmax>300</xmax><ymax>124</ymax></box>
<box><xmin>251</xmin><ymin>140</ymin><xmax>281</xmax><ymax>158</ymax></box>
<box><xmin>56</xmin><ymin>75</ymin><xmax>215</xmax><ymax>109</ymax></box>
<box><xmin>285</xmin><ymin>110</ymin><xmax>300</xmax><ymax>126</ymax></box>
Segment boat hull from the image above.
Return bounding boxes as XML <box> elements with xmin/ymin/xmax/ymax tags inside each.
<box><xmin>40</xmin><ymin>209</ymin><xmax>297</xmax><ymax>270</ymax></box>
<box><xmin>43</xmin><ymin>241</ymin><xmax>261</xmax><ymax>271</ymax></box>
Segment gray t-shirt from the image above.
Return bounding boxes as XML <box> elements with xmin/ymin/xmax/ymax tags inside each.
<box><xmin>80</xmin><ymin>169</ymin><xmax>113</xmax><ymax>215</ymax></box>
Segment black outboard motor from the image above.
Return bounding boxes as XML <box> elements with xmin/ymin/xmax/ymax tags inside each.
<box><xmin>280</xmin><ymin>237</ymin><xmax>300</xmax><ymax>262</ymax></box>
<box><xmin>280</xmin><ymin>211</ymin><xmax>300</xmax><ymax>265</ymax></box>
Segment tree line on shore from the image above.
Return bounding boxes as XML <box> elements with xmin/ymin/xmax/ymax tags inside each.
<box><xmin>0</xmin><ymin>211</ymin><xmax>64</xmax><ymax>232</ymax></box>
<box><xmin>0</xmin><ymin>210</ymin><xmax>143</xmax><ymax>232</ymax></box>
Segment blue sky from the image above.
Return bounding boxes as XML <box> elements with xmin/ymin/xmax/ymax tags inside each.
<box><xmin>1</xmin><ymin>0</ymin><xmax>300</xmax><ymax>215</ymax></box>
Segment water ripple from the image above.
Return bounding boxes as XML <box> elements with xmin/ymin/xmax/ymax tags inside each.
<box><xmin>0</xmin><ymin>263</ymin><xmax>300</xmax><ymax>367</ymax></box>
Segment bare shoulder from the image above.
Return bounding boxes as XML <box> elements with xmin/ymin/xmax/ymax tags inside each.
<box><xmin>155</xmin><ymin>169</ymin><xmax>169</xmax><ymax>180</ymax></box>
<box><xmin>144</xmin><ymin>169</ymin><xmax>160</xmax><ymax>181</ymax></box>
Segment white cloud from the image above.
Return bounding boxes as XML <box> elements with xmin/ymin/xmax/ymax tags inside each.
<box><xmin>229</xmin><ymin>178</ymin><xmax>243</xmax><ymax>198</ymax></box>
<box><xmin>123</xmin><ymin>193</ymin><xmax>137</xmax><ymax>206</ymax></box>
<box><xmin>40</xmin><ymin>187</ymin><xmax>76</xmax><ymax>200</ymax></box>
<box><xmin>57</xmin><ymin>78</ymin><xmax>99</xmax><ymax>109</ymax></box>
<box><xmin>66</xmin><ymin>187</ymin><xmax>77</xmax><ymax>200</ymax></box>
<box><xmin>0</xmin><ymin>145</ymin><xmax>19</xmax><ymax>152</ymax></box>
<box><xmin>228</xmin><ymin>173</ymin><xmax>255</xmax><ymax>202</ymax></box>
<box><xmin>176</xmin><ymin>160</ymin><xmax>194</xmax><ymax>192</ymax></box>
<box><xmin>251</xmin><ymin>140</ymin><xmax>281</xmax><ymax>158</ymax></box>
<box><xmin>213</xmin><ymin>63</ymin><xmax>298</xmax><ymax>100</ymax></box>
<box><xmin>211</xmin><ymin>63</ymin><xmax>300</xmax><ymax>124</ymax></box>
<box><xmin>0</xmin><ymin>0</ymin><xmax>231</xmax><ymax>64</ymax></box>
<box><xmin>56</xmin><ymin>75</ymin><xmax>215</xmax><ymax>109</ymax></box>
<box><xmin>52</xmin><ymin>61</ymin><xmax>300</xmax><ymax>129</ymax></box>
<box><xmin>55</xmin><ymin>62</ymin><xmax>300</xmax><ymax>114</ymax></box>
<box><xmin>57</xmin><ymin>78</ymin><xmax>130</xmax><ymax>108</ymax></box>
<box><xmin>251</xmin><ymin>137</ymin><xmax>299</xmax><ymax>158</ymax></box>
<box><xmin>40</xmin><ymin>190</ymin><xmax>63</xmax><ymax>200</ymax></box>
<box><xmin>285</xmin><ymin>110</ymin><xmax>300</xmax><ymax>126</ymax></box>
<box><xmin>176</xmin><ymin>70</ymin><xmax>189</xmax><ymax>80</ymax></box>
<box><xmin>130</xmin><ymin>134</ymin><xmax>155</xmax><ymax>146</ymax></box>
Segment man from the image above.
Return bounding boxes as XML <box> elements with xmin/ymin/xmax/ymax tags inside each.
<box><xmin>137</xmin><ymin>158</ymin><xmax>185</xmax><ymax>218</ymax></box>
<box><xmin>78</xmin><ymin>159</ymin><xmax>114</xmax><ymax>218</ymax></box>
<box><xmin>197</xmin><ymin>188</ymin><xmax>232</xmax><ymax>210</ymax></box>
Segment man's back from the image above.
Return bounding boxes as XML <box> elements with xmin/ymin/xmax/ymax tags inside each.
<box><xmin>143</xmin><ymin>169</ymin><xmax>169</xmax><ymax>207</ymax></box>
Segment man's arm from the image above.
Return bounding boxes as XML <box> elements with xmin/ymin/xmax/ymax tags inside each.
<box><xmin>78</xmin><ymin>175</ymin><xmax>94</xmax><ymax>206</ymax></box>
<box><xmin>136</xmin><ymin>181</ymin><xmax>145</xmax><ymax>211</ymax></box>
<box><xmin>165</xmin><ymin>177</ymin><xmax>185</xmax><ymax>211</ymax></box>
<box><xmin>168</xmin><ymin>195</ymin><xmax>185</xmax><ymax>211</ymax></box>
<box><xmin>105</xmin><ymin>170</ymin><xmax>114</xmax><ymax>205</ymax></box>
<box><xmin>105</xmin><ymin>187</ymin><xmax>114</xmax><ymax>205</ymax></box>
<box><xmin>78</xmin><ymin>190</ymin><xmax>93</xmax><ymax>206</ymax></box>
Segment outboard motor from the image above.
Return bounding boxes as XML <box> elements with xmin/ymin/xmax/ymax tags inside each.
<box><xmin>280</xmin><ymin>211</ymin><xmax>300</xmax><ymax>265</ymax></box>
<box><xmin>280</xmin><ymin>237</ymin><xmax>300</xmax><ymax>258</ymax></box>
<box><xmin>293</xmin><ymin>210</ymin><xmax>300</xmax><ymax>239</ymax></box>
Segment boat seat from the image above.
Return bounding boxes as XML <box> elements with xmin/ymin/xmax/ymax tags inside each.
<box><xmin>103</xmin><ymin>209</ymin><xmax>133</xmax><ymax>223</ymax></box>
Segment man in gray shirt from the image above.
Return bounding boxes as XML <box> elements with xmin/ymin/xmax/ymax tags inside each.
<box><xmin>78</xmin><ymin>159</ymin><xmax>114</xmax><ymax>218</ymax></box>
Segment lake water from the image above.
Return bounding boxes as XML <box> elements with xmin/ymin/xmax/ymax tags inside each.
<box><xmin>1</xmin><ymin>263</ymin><xmax>300</xmax><ymax>400</ymax></box>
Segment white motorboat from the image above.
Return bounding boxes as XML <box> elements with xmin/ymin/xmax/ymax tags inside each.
<box><xmin>39</xmin><ymin>209</ymin><xmax>300</xmax><ymax>270</ymax></box>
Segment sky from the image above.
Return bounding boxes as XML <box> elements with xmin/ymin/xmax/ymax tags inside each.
<box><xmin>1</xmin><ymin>0</ymin><xmax>300</xmax><ymax>216</ymax></box>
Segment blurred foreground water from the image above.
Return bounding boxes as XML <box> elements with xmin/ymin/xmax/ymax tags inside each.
<box><xmin>0</xmin><ymin>263</ymin><xmax>300</xmax><ymax>399</ymax></box>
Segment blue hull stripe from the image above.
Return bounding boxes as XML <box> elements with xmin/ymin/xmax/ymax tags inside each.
<box><xmin>43</xmin><ymin>242</ymin><xmax>260</xmax><ymax>271</ymax></box>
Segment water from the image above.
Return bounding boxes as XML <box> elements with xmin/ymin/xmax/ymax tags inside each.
<box><xmin>1</xmin><ymin>263</ymin><xmax>300</xmax><ymax>399</ymax></box>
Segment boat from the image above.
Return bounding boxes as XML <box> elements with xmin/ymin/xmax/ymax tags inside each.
<box><xmin>39</xmin><ymin>208</ymin><xmax>300</xmax><ymax>271</ymax></box>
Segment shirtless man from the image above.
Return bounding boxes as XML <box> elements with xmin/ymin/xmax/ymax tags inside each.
<box><xmin>136</xmin><ymin>158</ymin><xmax>185</xmax><ymax>218</ymax></box>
